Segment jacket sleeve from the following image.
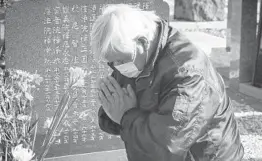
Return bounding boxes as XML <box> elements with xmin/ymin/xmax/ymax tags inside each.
<box><xmin>98</xmin><ymin>106</ymin><xmax>121</xmax><ymax>135</ymax></box>
<box><xmin>119</xmin><ymin>66</ymin><xmax>222</xmax><ymax>160</ymax></box>
<box><xmin>97</xmin><ymin>70</ymin><xmax>121</xmax><ymax>135</ymax></box>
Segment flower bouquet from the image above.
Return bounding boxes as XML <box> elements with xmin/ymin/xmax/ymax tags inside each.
<box><xmin>0</xmin><ymin>68</ymin><xmax>43</xmax><ymax>161</ymax></box>
<box><xmin>0</xmin><ymin>66</ymin><xmax>89</xmax><ymax>161</ymax></box>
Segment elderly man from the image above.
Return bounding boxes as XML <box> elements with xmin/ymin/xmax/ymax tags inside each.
<box><xmin>91</xmin><ymin>4</ymin><xmax>244</xmax><ymax>161</ymax></box>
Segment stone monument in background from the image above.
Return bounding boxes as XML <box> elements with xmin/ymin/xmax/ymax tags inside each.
<box><xmin>174</xmin><ymin>0</ymin><xmax>226</xmax><ymax>21</ymax></box>
<box><xmin>4</xmin><ymin>0</ymin><xmax>169</xmax><ymax>160</ymax></box>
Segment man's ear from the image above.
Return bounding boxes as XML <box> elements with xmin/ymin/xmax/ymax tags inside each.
<box><xmin>137</xmin><ymin>36</ymin><xmax>149</xmax><ymax>51</ymax></box>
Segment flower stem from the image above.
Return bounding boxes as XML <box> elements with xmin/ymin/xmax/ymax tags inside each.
<box><xmin>32</xmin><ymin>115</ymin><xmax>38</xmax><ymax>150</ymax></box>
<box><xmin>4</xmin><ymin>142</ymin><xmax>7</xmax><ymax>161</ymax></box>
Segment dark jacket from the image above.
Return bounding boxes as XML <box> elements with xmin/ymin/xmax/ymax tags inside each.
<box><xmin>98</xmin><ymin>19</ymin><xmax>244</xmax><ymax>161</ymax></box>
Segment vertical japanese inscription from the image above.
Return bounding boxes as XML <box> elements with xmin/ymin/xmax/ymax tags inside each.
<box><xmin>42</xmin><ymin>4</ymin><xmax>117</xmax><ymax>149</ymax></box>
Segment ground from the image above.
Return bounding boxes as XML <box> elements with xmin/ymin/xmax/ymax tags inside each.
<box><xmin>228</xmin><ymin>88</ymin><xmax>262</xmax><ymax>161</ymax></box>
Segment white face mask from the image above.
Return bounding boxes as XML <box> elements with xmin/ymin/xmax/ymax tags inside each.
<box><xmin>114</xmin><ymin>40</ymin><xmax>149</xmax><ymax>78</ymax></box>
<box><xmin>114</xmin><ymin>61</ymin><xmax>142</xmax><ymax>78</ymax></box>
<box><xmin>114</xmin><ymin>44</ymin><xmax>143</xmax><ymax>78</ymax></box>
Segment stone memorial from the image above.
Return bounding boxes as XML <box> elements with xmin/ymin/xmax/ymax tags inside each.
<box><xmin>228</xmin><ymin>0</ymin><xmax>258</xmax><ymax>90</ymax></box>
<box><xmin>4</xmin><ymin>0</ymin><xmax>169</xmax><ymax>160</ymax></box>
<box><xmin>254</xmin><ymin>2</ymin><xmax>262</xmax><ymax>88</ymax></box>
<box><xmin>174</xmin><ymin>0</ymin><xmax>226</xmax><ymax>21</ymax></box>
<box><xmin>254</xmin><ymin>48</ymin><xmax>262</xmax><ymax>88</ymax></box>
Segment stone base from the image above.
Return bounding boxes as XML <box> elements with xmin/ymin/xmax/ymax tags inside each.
<box><xmin>239</xmin><ymin>83</ymin><xmax>262</xmax><ymax>101</ymax></box>
<box><xmin>44</xmin><ymin>149</ymin><xmax>128</xmax><ymax>161</ymax></box>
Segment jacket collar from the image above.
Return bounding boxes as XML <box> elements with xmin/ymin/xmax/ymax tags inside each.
<box><xmin>133</xmin><ymin>19</ymin><xmax>171</xmax><ymax>93</ymax></box>
<box><xmin>135</xmin><ymin>19</ymin><xmax>170</xmax><ymax>81</ymax></box>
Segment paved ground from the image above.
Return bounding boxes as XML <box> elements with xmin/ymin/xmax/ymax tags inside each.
<box><xmin>228</xmin><ymin>87</ymin><xmax>262</xmax><ymax>161</ymax></box>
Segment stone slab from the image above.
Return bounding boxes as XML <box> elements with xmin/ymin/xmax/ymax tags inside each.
<box><xmin>239</xmin><ymin>83</ymin><xmax>262</xmax><ymax>101</ymax></box>
<box><xmin>44</xmin><ymin>149</ymin><xmax>128</xmax><ymax>161</ymax></box>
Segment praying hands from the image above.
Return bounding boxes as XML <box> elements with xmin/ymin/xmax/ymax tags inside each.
<box><xmin>97</xmin><ymin>76</ymin><xmax>137</xmax><ymax>124</ymax></box>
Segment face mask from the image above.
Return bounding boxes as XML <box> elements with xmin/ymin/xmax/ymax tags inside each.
<box><xmin>114</xmin><ymin>44</ymin><xmax>143</xmax><ymax>78</ymax></box>
<box><xmin>114</xmin><ymin>39</ymin><xmax>149</xmax><ymax>78</ymax></box>
<box><xmin>114</xmin><ymin>61</ymin><xmax>142</xmax><ymax>78</ymax></box>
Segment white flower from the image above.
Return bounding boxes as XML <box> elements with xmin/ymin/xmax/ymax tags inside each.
<box><xmin>15</xmin><ymin>92</ymin><xmax>22</xmax><ymax>99</ymax></box>
<box><xmin>17</xmin><ymin>114</ymin><xmax>31</xmax><ymax>122</ymax></box>
<box><xmin>0</xmin><ymin>112</ymin><xmax>5</xmax><ymax>119</ymax></box>
<box><xmin>3</xmin><ymin>89</ymin><xmax>14</xmax><ymax>99</ymax></box>
<box><xmin>43</xmin><ymin>117</ymin><xmax>53</xmax><ymax>129</ymax></box>
<box><xmin>69</xmin><ymin>67</ymin><xmax>90</xmax><ymax>87</ymax></box>
<box><xmin>16</xmin><ymin>70</ymin><xmax>33</xmax><ymax>81</ymax></box>
<box><xmin>6</xmin><ymin>115</ymin><xmax>13</xmax><ymax>122</ymax></box>
<box><xmin>73</xmin><ymin>78</ymin><xmax>85</xmax><ymax>87</ymax></box>
<box><xmin>12</xmin><ymin>144</ymin><xmax>35</xmax><ymax>161</ymax></box>
<box><xmin>25</xmin><ymin>92</ymin><xmax>33</xmax><ymax>101</ymax></box>
<box><xmin>18</xmin><ymin>82</ymin><xmax>29</xmax><ymax>92</ymax></box>
<box><xmin>32</xmin><ymin>73</ymin><xmax>43</xmax><ymax>85</ymax></box>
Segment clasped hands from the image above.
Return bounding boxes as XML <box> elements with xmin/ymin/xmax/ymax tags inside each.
<box><xmin>97</xmin><ymin>76</ymin><xmax>137</xmax><ymax>124</ymax></box>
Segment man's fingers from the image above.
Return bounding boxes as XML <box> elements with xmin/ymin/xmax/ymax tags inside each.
<box><xmin>100</xmin><ymin>81</ymin><xmax>112</xmax><ymax>101</ymax></box>
<box><xmin>103</xmin><ymin>78</ymin><xmax>117</xmax><ymax>95</ymax></box>
<box><xmin>112</xmin><ymin>92</ymin><xmax>120</xmax><ymax>106</ymax></box>
<box><xmin>99</xmin><ymin>91</ymin><xmax>114</xmax><ymax>119</ymax></box>
<box><xmin>98</xmin><ymin>90</ymin><xmax>108</xmax><ymax>106</ymax></box>
<box><xmin>97</xmin><ymin>92</ymin><xmax>102</xmax><ymax>104</ymax></box>
<box><xmin>107</xmin><ymin>76</ymin><xmax>123</xmax><ymax>96</ymax></box>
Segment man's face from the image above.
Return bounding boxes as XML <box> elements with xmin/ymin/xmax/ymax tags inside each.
<box><xmin>105</xmin><ymin>42</ymin><xmax>147</xmax><ymax>72</ymax></box>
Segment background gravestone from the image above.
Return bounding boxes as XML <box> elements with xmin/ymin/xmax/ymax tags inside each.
<box><xmin>254</xmin><ymin>1</ymin><xmax>262</xmax><ymax>88</ymax></box>
<box><xmin>174</xmin><ymin>0</ymin><xmax>226</xmax><ymax>21</ymax></box>
<box><xmin>4</xmin><ymin>0</ymin><xmax>169</xmax><ymax>160</ymax></box>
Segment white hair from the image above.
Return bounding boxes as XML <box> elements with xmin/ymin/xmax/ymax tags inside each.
<box><xmin>91</xmin><ymin>4</ymin><xmax>160</xmax><ymax>61</ymax></box>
